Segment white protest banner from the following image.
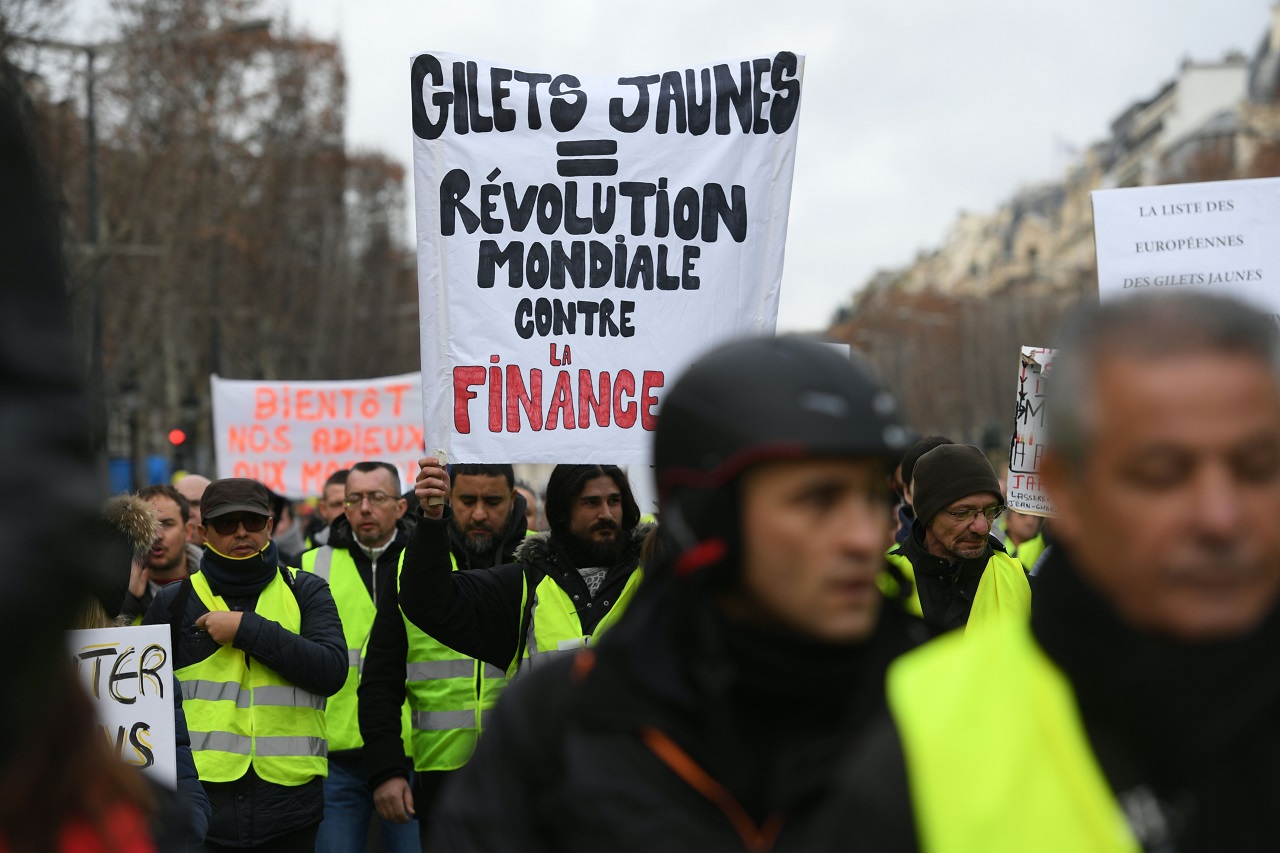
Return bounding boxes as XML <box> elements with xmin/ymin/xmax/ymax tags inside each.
<box><xmin>70</xmin><ymin>624</ymin><xmax>177</xmax><ymax>787</ymax></box>
<box><xmin>211</xmin><ymin>373</ymin><xmax>423</xmax><ymax>497</ymax></box>
<box><xmin>1092</xmin><ymin>177</ymin><xmax>1280</xmax><ymax>314</ymax></box>
<box><xmin>1008</xmin><ymin>346</ymin><xmax>1056</xmax><ymax>517</ymax></box>
<box><xmin>412</xmin><ymin>51</ymin><xmax>804</xmax><ymax>463</ymax></box>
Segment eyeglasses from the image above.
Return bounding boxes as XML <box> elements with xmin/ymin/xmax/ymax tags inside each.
<box><xmin>343</xmin><ymin>491</ymin><xmax>396</xmax><ymax>509</ymax></box>
<box><xmin>941</xmin><ymin>504</ymin><xmax>1006</xmax><ymax>524</ymax></box>
<box><xmin>208</xmin><ymin>514</ymin><xmax>269</xmax><ymax>536</ymax></box>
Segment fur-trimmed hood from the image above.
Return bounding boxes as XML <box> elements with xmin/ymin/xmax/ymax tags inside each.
<box><xmin>514</xmin><ymin>521</ymin><xmax>656</xmax><ymax>568</ymax></box>
<box><xmin>103</xmin><ymin>493</ymin><xmax>159</xmax><ymax>558</ymax></box>
<box><xmin>94</xmin><ymin>493</ymin><xmax>159</xmax><ymax>620</ymax></box>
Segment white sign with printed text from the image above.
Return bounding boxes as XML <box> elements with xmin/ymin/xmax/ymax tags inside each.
<box><xmin>1093</xmin><ymin>177</ymin><xmax>1280</xmax><ymax>315</ymax></box>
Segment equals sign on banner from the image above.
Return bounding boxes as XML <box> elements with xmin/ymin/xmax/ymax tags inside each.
<box><xmin>557</xmin><ymin>140</ymin><xmax>618</xmax><ymax>177</ymax></box>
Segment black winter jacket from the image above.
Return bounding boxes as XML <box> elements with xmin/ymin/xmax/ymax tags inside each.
<box><xmin>397</xmin><ymin>506</ymin><xmax>647</xmax><ymax>673</ymax></box>
<box><xmin>359</xmin><ymin>496</ymin><xmax>529</xmax><ymax>790</ymax></box>
<box><xmin>142</xmin><ymin>555</ymin><xmax>346</xmax><ymax>848</ymax></box>
<box><xmin>893</xmin><ymin>521</ymin><xmax>1011</xmax><ymax>633</ymax></box>
<box><xmin>429</xmin><ymin>571</ymin><xmax>926</xmax><ymax>852</ymax></box>
<box><xmin>172</xmin><ymin>675</ymin><xmax>212</xmax><ymax>844</ymax></box>
<box><xmin>1028</xmin><ymin>545</ymin><xmax>1280</xmax><ymax>850</ymax></box>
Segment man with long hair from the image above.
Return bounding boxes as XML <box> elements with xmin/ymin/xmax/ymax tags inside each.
<box><xmin>400</xmin><ymin>463</ymin><xmax>648</xmax><ymax>675</ymax></box>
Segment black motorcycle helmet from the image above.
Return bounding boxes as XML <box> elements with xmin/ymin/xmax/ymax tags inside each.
<box><xmin>654</xmin><ymin>335</ymin><xmax>910</xmax><ymax>582</ymax></box>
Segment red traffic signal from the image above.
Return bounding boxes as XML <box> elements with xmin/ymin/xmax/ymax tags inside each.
<box><xmin>168</xmin><ymin>428</ymin><xmax>187</xmax><ymax>446</ymax></box>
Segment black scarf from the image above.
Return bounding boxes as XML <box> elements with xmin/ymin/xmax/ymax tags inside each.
<box><xmin>199</xmin><ymin>541</ymin><xmax>281</xmax><ymax>598</ymax></box>
<box><xmin>585</xmin><ymin>567</ymin><xmax>924</xmax><ymax>824</ymax></box>
<box><xmin>715</xmin><ymin>608</ymin><xmax>872</xmax><ymax>708</ymax></box>
<box><xmin>681</xmin><ymin>592</ymin><xmax>918</xmax><ymax>821</ymax></box>
<box><xmin>900</xmin><ymin>519</ymin><xmax>991</xmax><ymax>579</ymax></box>
<box><xmin>900</xmin><ymin>520</ymin><xmax>995</xmax><ymax>632</ymax></box>
<box><xmin>1034</xmin><ymin>545</ymin><xmax>1280</xmax><ymax>849</ymax></box>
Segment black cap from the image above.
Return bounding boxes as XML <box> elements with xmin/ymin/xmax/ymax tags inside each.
<box><xmin>202</xmin><ymin>478</ymin><xmax>271</xmax><ymax>520</ymax></box>
<box><xmin>912</xmin><ymin>445</ymin><xmax>1004</xmax><ymax>526</ymax></box>
<box><xmin>900</xmin><ymin>435</ymin><xmax>953</xmax><ymax>489</ymax></box>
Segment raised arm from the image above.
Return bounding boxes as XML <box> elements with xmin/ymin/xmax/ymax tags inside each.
<box><xmin>397</xmin><ymin>456</ymin><xmax>526</xmax><ymax>671</ymax></box>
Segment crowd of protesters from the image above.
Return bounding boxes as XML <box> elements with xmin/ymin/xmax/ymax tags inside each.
<box><xmin>7</xmin><ymin>46</ymin><xmax>1280</xmax><ymax>853</ymax></box>
<box><xmin>19</xmin><ymin>289</ymin><xmax>1278</xmax><ymax>853</ymax></box>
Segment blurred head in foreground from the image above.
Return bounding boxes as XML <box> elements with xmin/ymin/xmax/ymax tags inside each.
<box><xmin>1043</xmin><ymin>292</ymin><xmax>1280</xmax><ymax>641</ymax></box>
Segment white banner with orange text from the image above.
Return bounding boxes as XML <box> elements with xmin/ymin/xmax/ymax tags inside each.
<box><xmin>211</xmin><ymin>373</ymin><xmax>422</xmax><ymax>498</ymax></box>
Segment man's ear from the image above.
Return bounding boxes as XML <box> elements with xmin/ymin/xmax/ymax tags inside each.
<box><xmin>265</xmin><ymin>517</ymin><xmax>275</xmax><ymax>537</ymax></box>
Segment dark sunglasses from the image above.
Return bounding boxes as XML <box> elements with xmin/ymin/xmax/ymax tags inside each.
<box><xmin>208</xmin><ymin>514</ymin><xmax>269</xmax><ymax>536</ymax></box>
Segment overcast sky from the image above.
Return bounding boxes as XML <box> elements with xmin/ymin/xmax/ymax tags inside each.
<box><xmin>69</xmin><ymin>0</ymin><xmax>1280</xmax><ymax>330</ymax></box>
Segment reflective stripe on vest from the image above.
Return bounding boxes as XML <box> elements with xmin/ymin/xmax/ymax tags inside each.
<box><xmin>881</xmin><ymin>549</ymin><xmax>1030</xmax><ymax>633</ymax></box>
<box><xmin>306</xmin><ymin>548</ymin><xmax>364</xmax><ymax>673</ymax></box>
<box><xmin>406</xmin><ymin>659</ymin><xmax>475</xmax><ymax>680</ymax></box>
<box><xmin>183</xmin><ymin>680</ymin><xmax>325</xmax><ymax>710</ymax></box>
<box><xmin>400</xmin><ymin>552</ymin><xmax>517</xmax><ymax>772</ymax></box>
<box><xmin>189</xmin><ymin>731</ymin><xmax>327</xmax><ymax>758</ymax></box>
<box><xmin>177</xmin><ymin>569</ymin><xmax>328</xmax><ymax>785</ymax></box>
<box><xmin>301</xmin><ymin>545</ymin><xmax>412</xmax><ymax>753</ymax></box>
<box><xmin>887</xmin><ymin>624</ymin><xmax>1141</xmax><ymax>853</ymax></box>
<box><xmin>522</xmin><ymin>567</ymin><xmax>644</xmax><ymax>670</ymax></box>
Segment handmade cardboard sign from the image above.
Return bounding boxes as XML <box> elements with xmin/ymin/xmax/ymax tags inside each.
<box><xmin>70</xmin><ymin>624</ymin><xmax>177</xmax><ymax>787</ymax></box>
<box><xmin>1008</xmin><ymin>346</ymin><xmax>1056</xmax><ymax>517</ymax></box>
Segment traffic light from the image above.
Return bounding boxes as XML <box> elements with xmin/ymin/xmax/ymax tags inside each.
<box><xmin>168</xmin><ymin>428</ymin><xmax>188</xmax><ymax>473</ymax></box>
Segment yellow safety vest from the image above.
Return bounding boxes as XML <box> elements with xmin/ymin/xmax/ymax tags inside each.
<box><xmin>1007</xmin><ymin>532</ymin><xmax>1047</xmax><ymax>573</ymax></box>
<box><xmin>178</xmin><ymin>569</ymin><xmax>328</xmax><ymax>785</ymax></box>
<box><xmin>521</xmin><ymin>567</ymin><xmax>644</xmax><ymax>670</ymax></box>
<box><xmin>887</xmin><ymin>623</ymin><xmax>1141</xmax><ymax>853</ymax></box>
<box><xmin>401</xmin><ymin>552</ymin><xmax>522</xmax><ymax>772</ymax></box>
<box><xmin>300</xmin><ymin>546</ymin><xmax>411</xmax><ymax>753</ymax></box>
<box><xmin>881</xmin><ymin>548</ymin><xmax>1030</xmax><ymax>633</ymax></box>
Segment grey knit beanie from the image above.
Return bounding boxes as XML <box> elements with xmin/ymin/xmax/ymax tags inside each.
<box><xmin>912</xmin><ymin>445</ymin><xmax>1004</xmax><ymax>526</ymax></box>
